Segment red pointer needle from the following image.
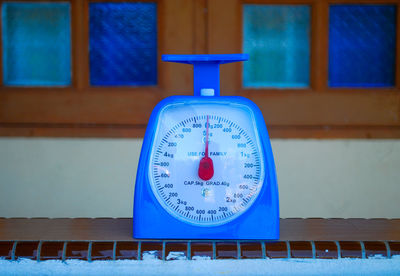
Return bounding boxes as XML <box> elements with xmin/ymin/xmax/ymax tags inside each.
<box><xmin>198</xmin><ymin>115</ymin><xmax>214</xmax><ymax>181</ymax></box>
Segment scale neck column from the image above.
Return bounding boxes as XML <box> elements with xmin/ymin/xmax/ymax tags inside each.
<box><xmin>161</xmin><ymin>54</ymin><xmax>248</xmax><ymax>96</ymax></box>
<box><xmin>193</xmin><ymin>62</ymin><xmax>220</xmax><ymax>96</ymax></box>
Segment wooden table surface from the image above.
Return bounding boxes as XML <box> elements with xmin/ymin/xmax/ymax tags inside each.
<box><xmin>1</xmin><ymin>218</ymin><xmax>399</xmax><ymax>241</ymax></box>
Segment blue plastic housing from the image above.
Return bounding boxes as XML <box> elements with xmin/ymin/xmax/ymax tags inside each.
<box><xmin>162</xmin><ymin>54</ymin><xmax>248</xmax><ymax>96</ymax></box>
<box><xmin>133</xmin><ymin>54</ymin><xmax>279</xmax><ymax>239</ymax></box>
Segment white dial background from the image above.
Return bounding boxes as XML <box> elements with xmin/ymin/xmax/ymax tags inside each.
<box><xmin>149</xmin><ymin>103</ymin><xmax>265</xmax><ymax>226</ymax></box>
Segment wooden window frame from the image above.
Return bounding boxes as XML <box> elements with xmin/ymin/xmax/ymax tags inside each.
<box><xmin>0</xmin><ymin>0</ymin><xmax>399</xmax><ymax>138</ymax></box>
<box><xmin>208</xmin><ymin>0</ymin><xmax>400</xmax><ymax>138</ymax></box>
<box><xmin>0</xmin><ymin>0</ymin><xmax>202</xmax><ymax>137</ymax></box>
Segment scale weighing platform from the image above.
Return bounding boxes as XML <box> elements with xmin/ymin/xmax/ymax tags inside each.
<box><xmin>133</xmin><ymin>54</ymin><xmax>279</xmax><ymax>239</ymax></box>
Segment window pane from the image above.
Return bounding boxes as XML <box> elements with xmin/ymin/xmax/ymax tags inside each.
<box><xmin>329</xmin><ymin>5</ymin><xmax>396</xmax><ymax>87</ymax></box>
<box><xmin>89</xmin><ymin>2</ymin><xmax>157</xmax><ymax>86</ymax></box>
<box><xmin>243</xmin><ymin>5</ymin><xmax>310</xmax><ymax>88</ymax></box>
<box><xmin>2</xmin><ymin>2</ymin><xmax>71</xmax><ymax>86</ymax></box>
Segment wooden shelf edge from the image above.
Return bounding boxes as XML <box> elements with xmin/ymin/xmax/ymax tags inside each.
<box><xmin>0</xmin><ymin>218</ymin><xmax>399</xmax><ymax>241</ymax></box>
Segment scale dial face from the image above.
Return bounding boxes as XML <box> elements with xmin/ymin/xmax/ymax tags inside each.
<box><xmin>149</xmin><ymin>103</ymin><xmax>265</xmax><ymax>226</ymax></box>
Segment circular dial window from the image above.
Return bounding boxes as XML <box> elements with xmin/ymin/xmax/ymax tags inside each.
<box><xmin>149</xmin><ymin>103</ymin><xmax>265</xmax><ymax>226</ymax></box>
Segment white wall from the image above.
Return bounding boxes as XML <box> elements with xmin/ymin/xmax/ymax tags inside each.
<box><xmin>0</xmin><ymin>138</ymin><xmax>399</xmax><ymax>218</ymax></box>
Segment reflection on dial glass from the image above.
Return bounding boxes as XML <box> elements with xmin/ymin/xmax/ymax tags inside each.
<box><xmin>149</xmin><ymin>103</ymin><xmax>265</xmax><ymax>226</ymax></box>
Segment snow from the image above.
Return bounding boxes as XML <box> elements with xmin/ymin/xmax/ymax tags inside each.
<box><xmin>1</xmin><ymin>257</ymin><xmax>400</xmax><ymax>276</ymax></box>
<box><xmin>166</xmin><ymin>251</ymin><xmax>187</xmax><ymax>261</ymax></box>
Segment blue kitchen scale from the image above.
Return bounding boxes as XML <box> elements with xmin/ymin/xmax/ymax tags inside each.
<box><xmin>133</xmin><ymin>54</ymin><xmax>279</xmax><ymax>239</ymax></box>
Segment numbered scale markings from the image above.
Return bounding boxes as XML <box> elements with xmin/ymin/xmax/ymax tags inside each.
<box><xmin>150</xmin><ymin>114</ymin><xmax>264</xmax><ymax>226</ymax></box>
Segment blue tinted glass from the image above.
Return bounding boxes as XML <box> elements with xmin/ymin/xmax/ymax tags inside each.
<box><xmin>243</xmin><ymin>5</ymin><xmax>310</xmax><ymax>88</ymax></box>
<box><xmin>89</xmin><ymin>3</ymin><xmax>157</xmax><ymax>86</ymax></box>
<box><xmin>329</xmin><ymin>5</ymin><xmax>396</xmax><ymax>87</ymax></box>
<box><xmin>2</xmin><ymin>2</ymin><xmax>71</xmax><ymax>86</ymax></box>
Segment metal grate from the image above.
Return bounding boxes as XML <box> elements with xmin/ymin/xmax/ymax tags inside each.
<box><xmin>1</xmin><ymin>240</ymin><xmax>399</xmax><ymax>261</ymax></box>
